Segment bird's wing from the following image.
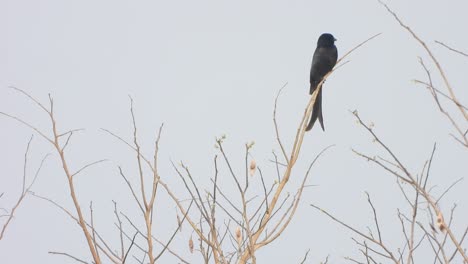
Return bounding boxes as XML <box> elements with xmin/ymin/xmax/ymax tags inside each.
<box><xmin>309</xmin><ymin>46</ymin><xmax>338</xmax><ymax>94</ymax></box>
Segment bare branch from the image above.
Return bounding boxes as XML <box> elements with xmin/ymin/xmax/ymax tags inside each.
<box><xmin>72</xmin><ymin>159</ymin><xmax>108</xmax><ymax>178</ymax></box>
<box><xmin>435</xmin><ymin>40</ymin><xmax>468</xmax><ymax>58</ymax></box>
<box><xmin>378</xmin><ymin>0</ymin><xmax>468</xmax><ymax>121</ymax></box>
<box><xmin>49</xmin><ymin>251</ymin><xmax>89</xmax><ymax>264</ymax></box>
<box><xmin>273</xmin><ymin>82</ymin><xmax>290</xmax><ymax>165</ymax></box>
<box><xmin>299</xmin><ymin>249</ymin><xmax>310</xmax><ymax>264</ymax></box>
<box><xmin>122</xmin><ymin>232</ymin><xmax>138</xmax><ymax>264</ymax></box>
<box><xmin>1</xmin><ymin>136</ymin><xmax>47</xmax><ymax>240</ymax></box>
<box><xmin>311</xmin><ymin>204</ymin><xmax>399</xmax><ymax>263</ymax></box>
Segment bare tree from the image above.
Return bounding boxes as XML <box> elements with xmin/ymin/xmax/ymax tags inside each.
<box><xmin>311</xmin><ymin>2</ymin><xmax>467</xmax><ymax>263</ymax></box>
<box><xmin>1</xmin><ymin>89</ymin><xmax>192</xmax><ymax>264</ymax></box>
<box><xmin>1</xmin><ymin>2</ymin><xmax>465</xmax><ymax>264</ymax></box>
<box><xmin>0</xmin><ymin>26</ymin><xmax>380</xmax><ymax>263</ymax></box>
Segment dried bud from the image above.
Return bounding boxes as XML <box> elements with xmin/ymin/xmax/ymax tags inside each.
<box><xmin>235</xmin><ymin>226</ymin><xmax>242</xmax><ymax>245</ymax></box>
<box><xmin>437</xmin><ymin>212</ymin><xmax>446</xmax><ymax>232</ymax></box>
<box><xmin>189</xmin><ymin>236</ymin><xmax>194</xmax><ymax>253</ymax></box>
<box><xmin>369</xmin><ymin>122</ymin><xmax>375</xmax><ymax>129</ymax></box>
<box><xmin>177</xmin><ymin>214</ymin><xmax>182</xmax><ymax>232</ymax></box>
<box><xmin>249</xmin><ymin>160</ymin><xmax>256</xmax><ymax>176</ymax></box>
<box><xmin>216</xmin><ymin>134</ymin><xmax>227</xmax><ymax>144</ymax></box>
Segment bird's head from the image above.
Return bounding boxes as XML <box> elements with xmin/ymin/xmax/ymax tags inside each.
<box><xmin>317</xmin><ymin>33</ymin><xmax>337</xmax><ymax>47</ymax></box>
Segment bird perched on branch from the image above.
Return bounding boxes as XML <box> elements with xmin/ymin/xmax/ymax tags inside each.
<box><xmin>306</xmin><ymin>33</ymin><xmax>338</xmax><ymax>131</ymax></box>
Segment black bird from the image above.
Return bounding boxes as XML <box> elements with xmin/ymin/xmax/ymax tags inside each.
<box><xmin>306</xmin><ymin>33</ymin><xmax>338</xmax><ymax>131</ymax></box>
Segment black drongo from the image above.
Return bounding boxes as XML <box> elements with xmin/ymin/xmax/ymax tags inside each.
<box><xmin>306</xmin><ymin>33</ymin><xmax>338</xmax><ymax>131</ymax></box>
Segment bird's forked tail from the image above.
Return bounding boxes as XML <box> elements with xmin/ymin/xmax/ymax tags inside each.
<box><xmin>305</xmin><ymin>87</ymin><xmax>324</xmax><ymax>131</ymax></box>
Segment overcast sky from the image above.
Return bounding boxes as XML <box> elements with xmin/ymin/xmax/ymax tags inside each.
<box><xmin>1</xmin><ymin>0</ymin><xmax>467</xmax><ymax>263</ymax></box>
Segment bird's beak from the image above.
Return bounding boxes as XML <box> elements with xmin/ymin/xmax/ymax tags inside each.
<box><xmin>334</xmin><ymin>38</ymin><xmax>337</xmax><ymax>41</ymax></box>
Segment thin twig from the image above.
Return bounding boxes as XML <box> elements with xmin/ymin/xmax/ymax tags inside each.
<box><xmin>435</xmin><ymin>40</ymin><xmax>468</xmax><ymax>58</ymax></box>
<box><xmin>49</xmin><ymin>251</ymin><xmax>89</xmax><ymax>264</ymax></box>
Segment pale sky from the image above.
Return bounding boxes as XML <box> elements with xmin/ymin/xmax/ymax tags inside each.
<box><xmin>1</xmin><ymin>0</ymin><xmax>467</xmax><ymax>263</ymax></box>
